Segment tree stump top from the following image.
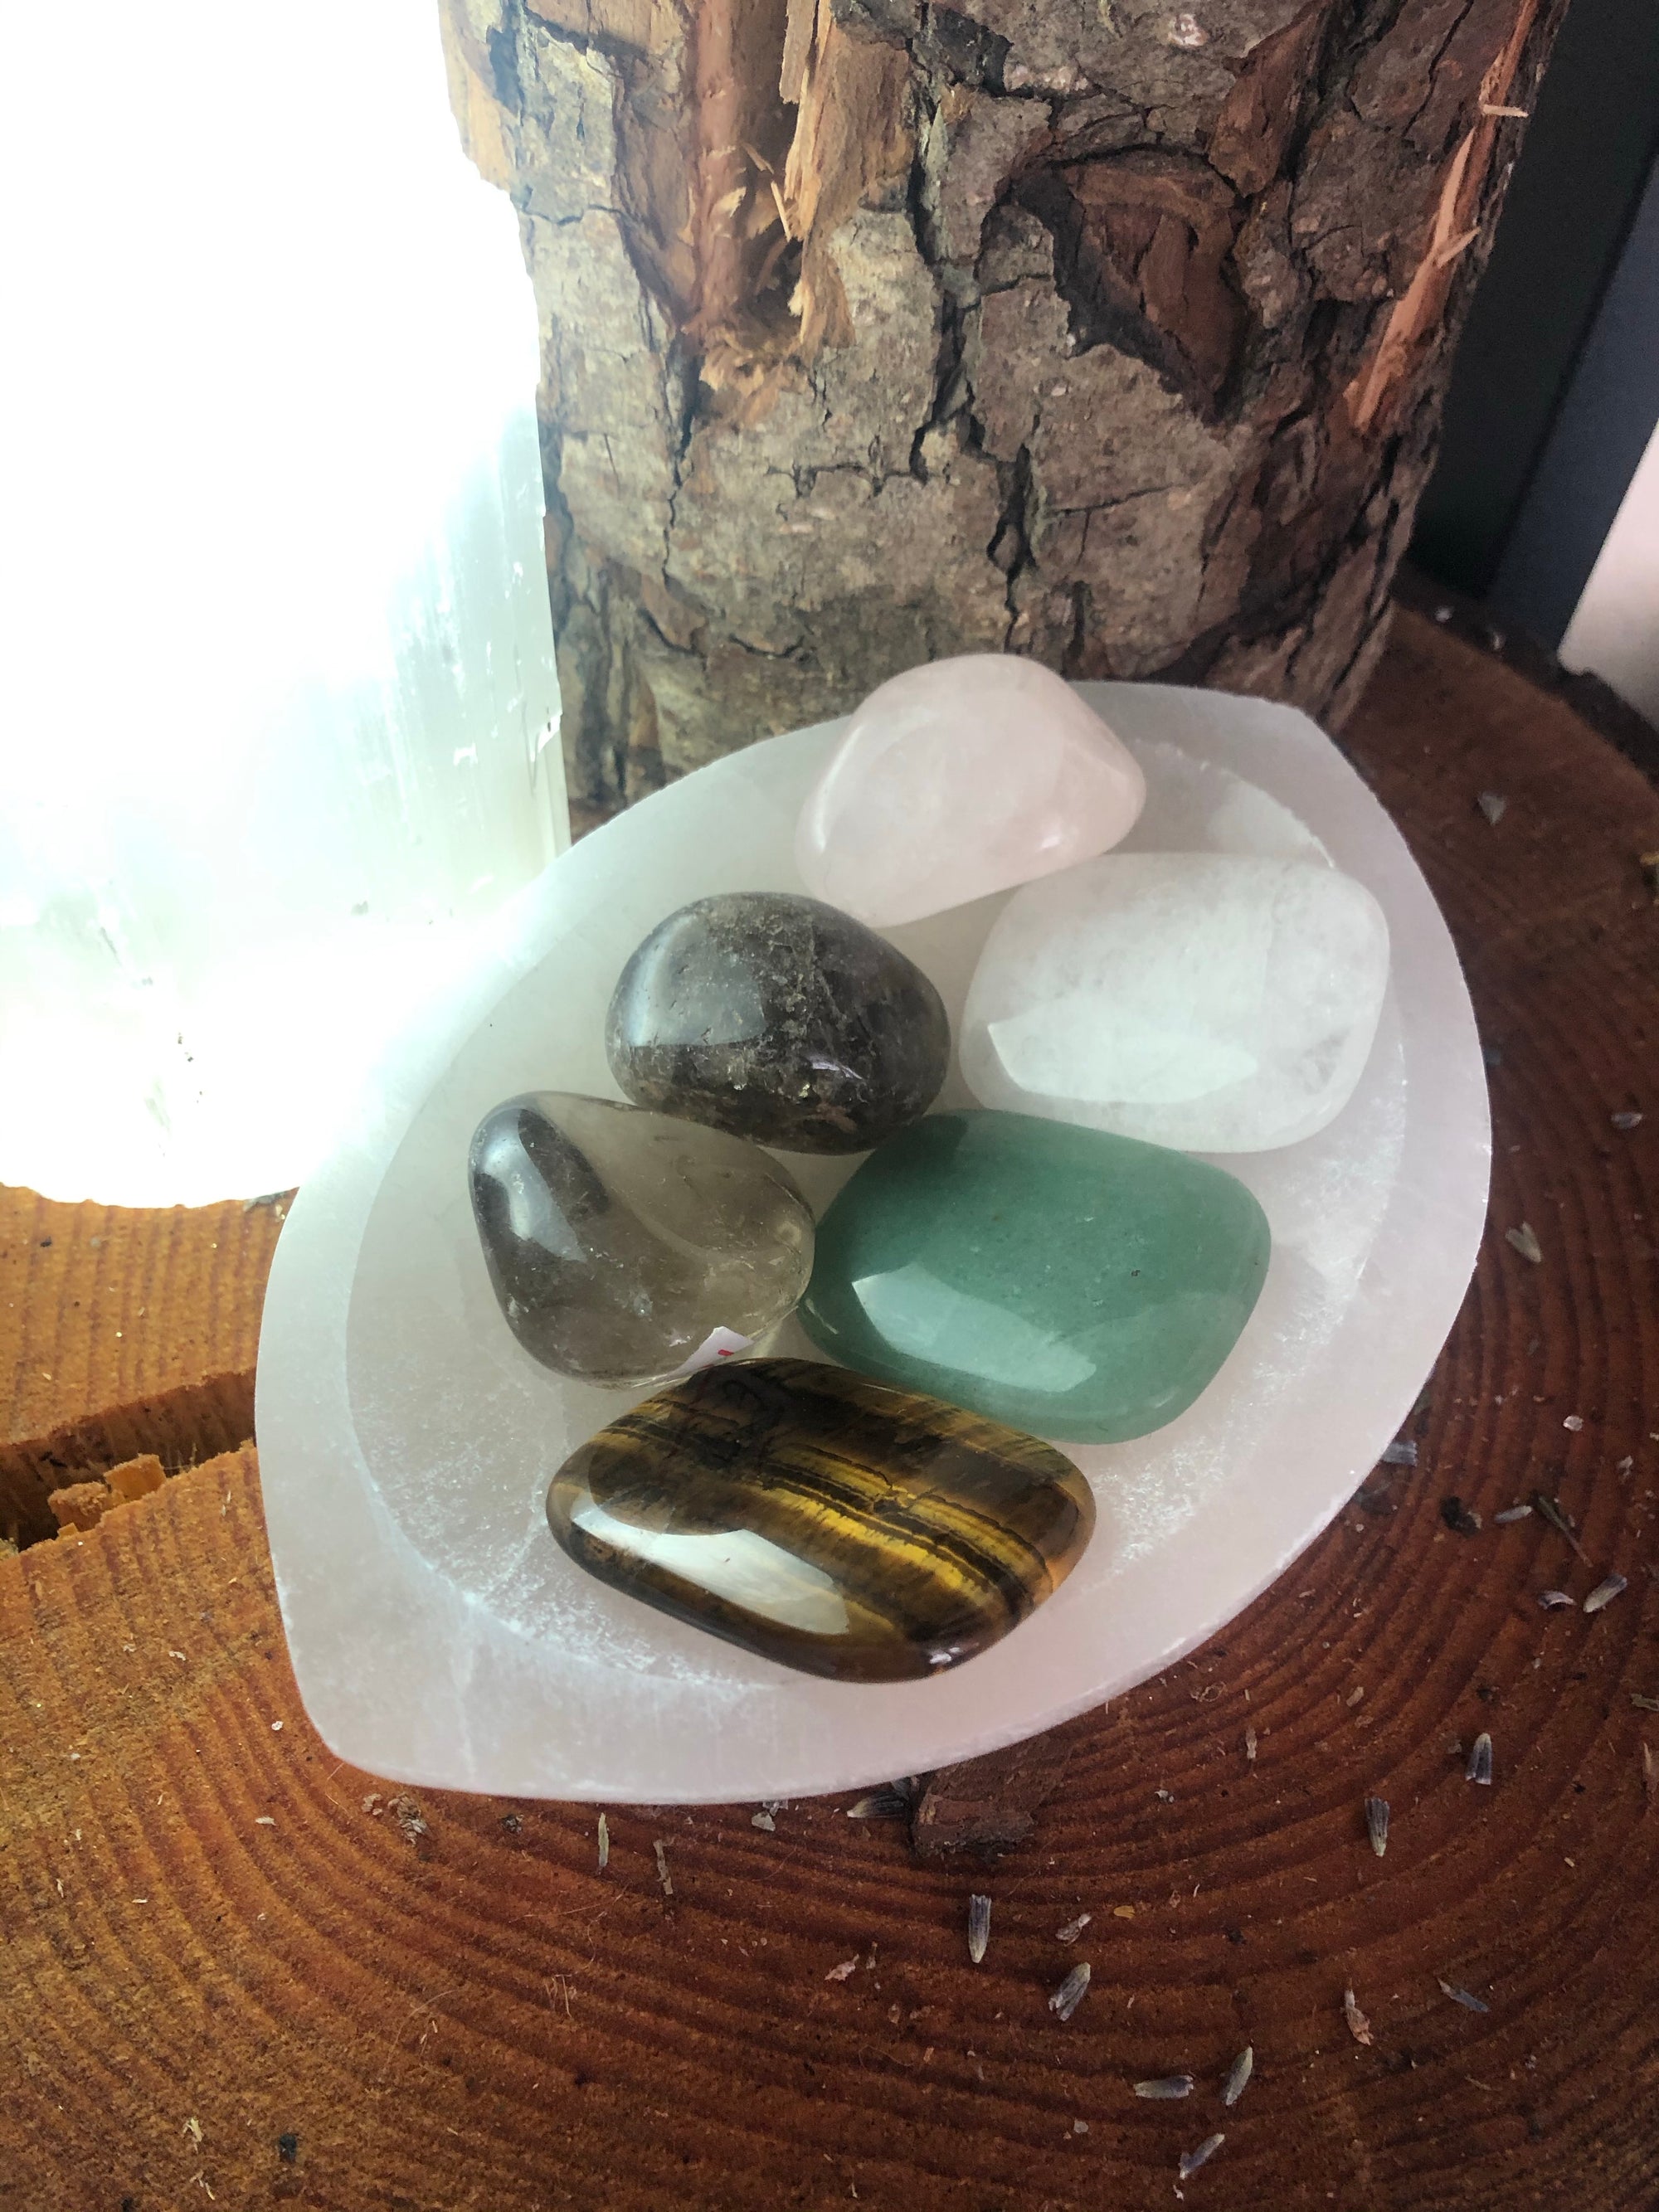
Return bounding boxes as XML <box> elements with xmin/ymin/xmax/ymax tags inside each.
<box><xmin>2</xmin><ymin>608</ymin><xmax>1657</xmax><ymax>2210</ymax></box>
<box><xmin>0</xmin><ymin>1184</ymin><xmax>284</xmax><ymax>1544</ymax></box>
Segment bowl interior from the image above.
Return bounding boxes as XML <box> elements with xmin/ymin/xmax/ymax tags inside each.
<box><xmin>255</xmin><ymin>683</ymin><xmax>1491</xmax><ymax>1801</ymax></box>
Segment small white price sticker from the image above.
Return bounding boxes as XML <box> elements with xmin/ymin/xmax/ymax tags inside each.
<box><xmin>669</xmin><ymin>1327</ymin><xmax>755</xmax><ymax>1378</ymax></box>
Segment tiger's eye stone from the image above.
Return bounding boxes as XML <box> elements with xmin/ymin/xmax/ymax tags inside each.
<box><xmin>469</xmin><ymin>1093</ymin><xmax>813</xmax><ymax>1387</ymax></box>
<box><xmin>799</xmin><ymin>1110</ymin><xmax>1270</xmax><ymax>1442</ymax></box>
<box><xmin>547</xmin><ymin>1357</ymin><xmax>1094</xmax><ymax>1681</ymax></box>
<box><xmin>604</xmin><ymin>892</ymin><xmax>951</xmax><ymax>1154</ymax></box>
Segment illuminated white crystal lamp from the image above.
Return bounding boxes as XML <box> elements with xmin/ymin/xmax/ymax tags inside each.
<box><xmin>0</xmin><ymin>5</ymin><xmax>565</xmax><ymax>1207</ymax></box>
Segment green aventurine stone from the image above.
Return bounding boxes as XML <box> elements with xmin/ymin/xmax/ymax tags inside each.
<box><xmin>799</xmin><ymin>1111</ymin><xmax>1270</xmax><ymax>1443</ymax></box>
<box><xmin>548</xmin><ymin>1358</ymin><xmax>1093</xmax><ymax>1682</ymax></box>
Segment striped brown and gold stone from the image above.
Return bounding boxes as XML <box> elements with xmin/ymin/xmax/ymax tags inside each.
<box><xmin>547</xmin><ymin>1358</ymin><xmax>1095</xmax><ymax>1682</ymax></box>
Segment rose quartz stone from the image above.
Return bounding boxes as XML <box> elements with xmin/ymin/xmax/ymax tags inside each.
<box><xmin>795</xmin><ymin>655</ymin><xmax>1146</xmax><ymax>926</ymax></box>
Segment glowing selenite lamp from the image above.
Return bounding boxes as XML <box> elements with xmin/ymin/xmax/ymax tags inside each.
<box><xmin>0</xmin><ymin>5</ymin><xmax>566</xmax><ymax>1206</ymax></box>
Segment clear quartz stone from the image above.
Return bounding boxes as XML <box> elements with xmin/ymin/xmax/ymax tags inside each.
<box><xmin>961</xmin><ymin>853</ymin><xmax>1390</xmax><ymax>1153</ymax></box>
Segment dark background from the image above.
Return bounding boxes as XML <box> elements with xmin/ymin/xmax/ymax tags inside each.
<box><xmin>1412</xmin><ymin>0</ymin><xmax>1659</xmax><ymax>650</ymax></box>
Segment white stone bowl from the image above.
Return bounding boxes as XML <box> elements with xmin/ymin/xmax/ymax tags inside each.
<box><xmin>255</xmin><ymin>683</ymin><xmax>1491</xmax><ymax>1804</ymax></box>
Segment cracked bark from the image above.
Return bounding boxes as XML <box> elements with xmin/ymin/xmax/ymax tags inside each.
<box><xmin>440</xmin><ymin>0</ymin><xmax>1564</xmax><ymax>828</ymax></box>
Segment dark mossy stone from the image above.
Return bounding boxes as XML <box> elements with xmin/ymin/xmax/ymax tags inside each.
<box><xmin>604</xmin><ymin>892</ymin><xmax>950</xmax><ymax>1154</ymax></box>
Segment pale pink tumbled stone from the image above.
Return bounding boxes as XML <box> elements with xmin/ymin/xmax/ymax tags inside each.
<box><xmin>794</xmin><ymin>655</ymin><xmax>1146</xmax><ymax>926</ymax></box>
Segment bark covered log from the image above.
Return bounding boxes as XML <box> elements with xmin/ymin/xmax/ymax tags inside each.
<box><xmin>440</xmin><ymin>0</ymin><xmax>1563</xmax><ymax>823</ymax></box>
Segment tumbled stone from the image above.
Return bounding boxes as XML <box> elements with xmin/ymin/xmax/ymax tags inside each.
<box><xmin>605</xmin><ymin>892</ymin><xmax>950</xmax><ymax>1154</ymax></box>
<box><xmin>961</xmin><ymin>853</ymin><xmax>1389</xmax><ymax>1152</ymax></box>
<box><xmin>469</xmin><ymin>1092</ymin><xmax>813</xmax><ymax>1387</ymax></box>
<box><xmin>795</xmin><ymin>655</ymin><xmax>1146</xmax><ymax>926</ymax></box>
<box><xmin>799</xmin><ymin>1111</ymin><xmax>1269</xmax><ymax>1443</ymax></box>
<box><xmin>547</xmin><ymin>1357</ymin><xmax>1093</xmax><ymax>1680</ymax></box>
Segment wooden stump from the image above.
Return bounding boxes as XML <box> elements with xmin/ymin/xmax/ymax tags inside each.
<box><xmin>2</xmin><ymin>610</ymin><xmax>1657</xmax><ymax>2209</ymax></box>
<box><xmin>441</xmin><ymin>0</ymin><xmax>1566</xmax><ymax>824</ymax></box>
<box><xmin>0</xmin><ymin>1189</ymin><xmax>285</xmax><ymax>1547</ymax></box>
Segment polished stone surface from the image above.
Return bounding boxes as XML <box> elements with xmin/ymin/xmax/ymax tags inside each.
<box><xmin>961</xmin><ymin>853</ymin><xmax>1389</xmax><ymax>1152</ymax></box>
<box><xmin>795</xmin><ymin>656</ymin><xmax>1146</xmax><ymax>926</ymax></box>
<box><xmin>469</xmin><ymin>1092</ymin><xmax>812</xmax><ymax>1387</ymax></box>
<box><xmin>800</xmin><ymin>1111</ymin><xmax>1270</xmax><ymax>1442</ymax></box>
<box><xmin>605</xmin><ymin>892</ymin><xmax>951</xmax><ymax>1154</ymax></box>
<box><xmin>547</xmin><ymin>1357</ymin><xmax>1094</xmax><ymax>1680</ymax></box>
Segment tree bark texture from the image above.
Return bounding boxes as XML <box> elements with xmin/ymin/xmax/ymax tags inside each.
<box><xmin>439</xmin><ymin>0</ymin><xmax>1563</xmax><ymax>824</ymax></box>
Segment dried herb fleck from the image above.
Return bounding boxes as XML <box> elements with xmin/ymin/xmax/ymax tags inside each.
<box><xmin>1466</xmin><ymin>1733</ymin><xmax>1494</xmax><ymax>1786</ymax></box>
<box><xmin>1612</xmin><ymin>1111</ymin><xmax>1643</xmax><ymax>1131</ymax></box>
<box><xmin>1134</xmin><ymin>2073</ymin><xmax>1194</xmax><ymax>2099</ymax></box>
<box><xmin>1244</xmin><ymin>1726</ymin><xmax>1258</xmax><ymax>1765</ymax></box>
<box><xmin>1442</xmin><ymin>1496</ymin><xmax>1482</xmax><ymax>1536</ymax></box>
<box><xmin>1632</xmin><ymin>1694</ymin><xmax>1659</xmax><ymax>1714</ymax></box>
<box><xmin>1438</xmin><ymin>1978</ymin><xmax>1490</xmax><ymax>2014</ymax></box>
<box><xmin>1477</xmin><ymin>792</ymin><xmax>1507</xmax><ymax>824</ymax></box>
<box><xmin>968</xmin><ymin>1894</ymin><xmax>991</xmax><ymax>1966</ymax></box>
<box><xmin>1365</xmin><ymin>1796</ymin><xmax>1389</xmax><ymax>1858</ymax></box>
<box><xmin>597</xmin><ymin>1812</ymin><xmax>610</xmax><ymax>1872</ymax></box>
<box><xmin>1343</xmin><ymin>1989</ymin><xmax>1374</xmax><ymax>2046</ymax></box>
<box><xmin>1381</xmin><ymin>1439</ymin><xmax>1418</xmax><ymax>1467</ymax></box>
<box><xmin>1538</xmin><ymin>1591</ymin><xmax>1575</xmax><ymax>1609</ymax></box>
<box><xmin>1533</xmin><ymin>1492</ymin><xmax>1588</xmax><ymax>1560</ymax></box>
<box><xmin>1050</xmin><ymin>1963</ymin><xmax>1092</xmax><ymax>2022</ymax></box>
<box><xmin>1180</xmin><ymin>2133</ymin><xmax>1226</xmax><ymax>2179</ymax></box>
<box><xmin>1221</xmin><ymin>2047</ymin><xmax>1253</xmax><ymax>2107</ymax></box>
<box><xmin>391</xmin><ymin>1794</ymin><xmax>427</xmax><ymax>1846</ymax></box>
<box><xmin>846</xmin><ymin>1789</ymin><xmax>909</xmax><ymax>1820</ymax></box>
<box><xmin>654</xmin><ymin>1837</ymin><xmax>674</xmax><ymax>1898</ymax></box>
<box><xmin>1584</xmin><ymin>1573</ymin><xmax>1627</xmax><ymax>1615</ymax></box>
<box><xmin>1493</xmin><ymin>1505</ymin><xmax>1533</xmax><ymax>1524</ymax></box>
<box><xmin>1506</xmin><ymin>1223</ymin><xmax>1543</xmax><ymax>1264</ymax></box>
<box><xmin>1056</xmin><ymin>1913</ymin><xmax>1092</xmax><ymax>1944</ymax></box>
